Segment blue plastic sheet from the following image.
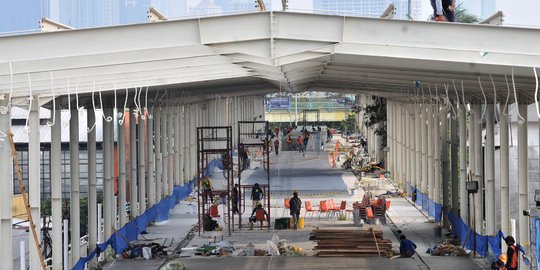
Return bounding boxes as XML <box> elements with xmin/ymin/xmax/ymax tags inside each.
<box><xmin>72</xmin><ymin>162</ymin><xmax>207</xmax><ymax>269</ymax></box>
<box><xmin>447</xmin><ymin>212</ymin><xmax>502</xmax><ymax>257</ymax></box>
<box><xmin>416</xmin><ymin>191</ymin><xmax>423</xmax><ymax>207</ymax></box>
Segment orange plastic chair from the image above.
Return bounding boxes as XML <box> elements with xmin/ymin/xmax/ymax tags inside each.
<box><xmin>318</xmin><ymin>200</ymin><xmax>329</xmax><ymax>219</ymax></box>
<box><xmin>366</xmin><ymin>207</ymin><xmax>374</xmax><ymax>219</ymax></box>
<box><xmin>282</xmin><ymin>198</ymin><xmax>291</xmax><ymax>217</ymax></box>
<box><xmin>209</xmin><ymin>204</ymin><xmax>220</xmax><ymax>218</ymax></box>
<box><xmin>304</xmin><ymin>201</ymin><xmax>318</xmax><ymax>219</ymax></box>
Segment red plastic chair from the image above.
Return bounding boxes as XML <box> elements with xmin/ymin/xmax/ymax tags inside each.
<box><xmin>282</xmin><ymin>198</ymin><xmax>291</xmax><ymax>217</ymax></box>
<box><xmin>339</xmin><ymin>200</ymin><xmax>353</xmax><ymax>220</ymax></box>
<box><xmin>304</xmin><ymin>201</ymin><xmax>318</xmax><ymax>219</ymax></box>
<box><xmin>209</xmin><ymin>204</ymin><xmax>220</xmax><ymax>218</ymax></box>
<box><xmin>318</xmin><ymin>200</ymin><xmax>330</xmax><ymax>219</ymax></box>
<box><xmin>366</xmin><ymin>207</ymin><xmax>374</xmax><ymax>219</ymax></box>
<box><xmin>255</xmin><ymin>209</ymin><xmax>267</xmax><ymax>229</ymax></box>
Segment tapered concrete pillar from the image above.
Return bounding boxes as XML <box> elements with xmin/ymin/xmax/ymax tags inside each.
<box><xmin>51</xmin><ymin>105</ymin><xmax>62</xmax><ymax>270</ymax></box>
<box><xmin>87</xmin><ymin>108</ymin><xmax>97</xmax><ymax>268</ymax></box>
<box><xmin>168</xmin><ymin>107</ymin><xmax>174</xmax><ymax>194</ymax></box>
<box><xmin>118</xmin><ymin>111</ymin><xmax>127</xmax><ymax>226</ymax></box>
<box><xmin>69</xmin><ymin>108</ymin><xmax>80</xmax><ymax>267</ymax></box>
<box><xmin>162</xmin><ymin>107</ymin><xmax>169</xmax><ymax>196</ymax></box>
<box><xmin>405</xmin><ymin>107</ymin><xmax>410</xmax><ymax>187</ymax></box>
<box><xmin>174</xmin><ymin>106</ymin><xmax>181</xmax><ymax>187</ymax></box>
<box><xmin>473</xmin><ymin>105</ymin><xmax>483</xmax><ymax>233</ymax></box>
<box><xmin>427</xmin><ymin>104</ymin><xmax>434</xmax><ymax>202</ymax></box>
<box><xmin>28</xmin><ymin>97</ymin><xmax>41</xmax><ymax>270</ymax></box>
<box><xmin>184</xmin><ymin>107</ymin><xmax>190</xmax><ymax>182</ymax></box>
<box><xmin>155</xmin><ymin>108</ymin><xmax>162</xmax><ymax>201</ymax></box>
<box><xmin>129</xmin><ymin>108</ymin><xmax>138</xmax><ymax>218</ymax></box>
<box><xmin>409</xmin><ymin>108</ymin><xmax>415</xmax><ymax>188</ymax></box>
<box><xmin>138</xmin><ymin>112</ymin><xmax>147</xmax><ymax>213</ymax></box>
<box><xmin>190</xmin><ymin>104</ymin><xmax>196</xmax><ymax>179</ymax></box>
<box><xmin>459</xmin><ymin>106</ymin><xmax>468</xmax><ymax>222</ymax></box>
<box><xmin>500</xmin><ymin>108</ymin><xmax>510</xmax><ymax>239</ymax></box>
<box><xmin>450</xmin><ymin>107</ymin><xmax>459</xmax><ymax>216</ymax></box>
<box><xmin>0</xmin><ymin>96</ymin><xmax>13</xmax><ymax>270</ymax></box>
<box><xmin>147</xmin><ymin>110</ymin><xmax>155</xmax><ymax>207</ymax></box>
<box><xmin>179</xmin><ymin>106</ymin><xmax>185</xmax><ymax>186</ymax></box>
<box><xmin>421</xmin><ymin>104</ymin><xmax>428</xmax><ymax>196</ymax></box>
<box><xmin>103</xmin><ymin>108</ymin><xmax>113</xmax><ymax>239</ymax></box>
<box><xmin>395</xmin><ymin>104</ymin><xmax>401</xmax><ymax>186</ymax></box>
<box><xmin>485</xmin><ymin>105</ymin><xmax>496</xmax><ymax>235</ymax></box>
<box><xmin>517</xmin><ymin>104</ymin><xmax>528</xmax><ymax>245</ymax></box>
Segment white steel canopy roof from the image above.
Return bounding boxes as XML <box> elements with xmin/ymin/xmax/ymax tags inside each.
<box><xmin>0</xmin><ymin>11</ymin><xmax>539</xmax><ymax>104</ymax></box>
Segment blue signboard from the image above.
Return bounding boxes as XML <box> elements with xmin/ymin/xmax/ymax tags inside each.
<box><xmin>267</xmin><ymin>97</ymin><xmax>290</xmax><ymax>110</ymax></box>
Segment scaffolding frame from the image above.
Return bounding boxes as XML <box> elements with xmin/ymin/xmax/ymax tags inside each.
<box><xmin>197</xmin><ymin>126</ymin><xmax>233</xmax><ymax>236</ymax></box>
<box><xmin>302</xmin><ymin>109</ymin><xmax>320</xmax><ymax>130</ymax></box>
<box><xmin>237</xmin><ymin>121</ymin><xmax>271</xmax><ymax>229</ymax></box>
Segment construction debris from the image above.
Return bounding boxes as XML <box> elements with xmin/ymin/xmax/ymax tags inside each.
<box><xmin>310</xmin><ymin>228</ymin><xmax>392</xmax><ymax>257</ymax></box>
<box><xmin>430</xmin><ymin>239</ymin><xmax>467</xmax><ymax>256</ymax></box>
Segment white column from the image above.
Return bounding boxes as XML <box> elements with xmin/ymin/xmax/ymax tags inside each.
<box><xmin>0</xmin><ymin>96</ymin><xmax>13</xmax><ymax>270</ymax></box>
<box><xmin>103</xmin><ymin>108</ymin><xmax>112</xmax><ymax>238</ymax></box>
<box><xmin>415</xmin><ymin>106</ymin><xmax>422</xmax><ymax>192</ymax></box>
<box><xmin>517</xmin><ymin>104</ymin><xmax>528</xmax><ymax>245</ymax></box>
<box><xmin>118</xmin><ymin>111</ymin><xmax>127</xmax><ymax>226</ymax></box>
<box><xmin>154</xmin><ymin>108</ymin><xmax>162</xmax><ymax>201</ymax></box>
<box><xmin>162</xmin><ymin>107</ymin><xmax>169</xmax><ymax>196</ymax></box>
<box><xmin>427</xmin><ymin>104</ymin><xmax>434</xmax><ymax>202</ymax></box>
<box><xmin>459</xmin><ymin>106</ymin><xmax>468</xmax><ymax>223</ymax></box>
<box><xmin>485</xmin><ymin>105</ymin><xmax>496</xmax><ymax>235</ymax></box>
<box><xmin>129</xmin><ymin>108</ymin><xmax>138</xmax><ymax>218</ymax></box>
<box><xmin>395</xmin><ymin>104</ymin><xmax>401</xmax><ymax>186</ymax></box>
<box><xmin>174</xmin><ymin>106</ymin><xmax>181</xmax><ymax>187</ymax></box>
<box><xmin>168</xmin><ymin>107</ymin><xmax>174</xmax><ymax>194</ymax></box>
<box><xmin>28</xmin><ymin>97</ymin><xmax>41</xmax><ymax>270</ymax></box>
<box><xmin>468</xmin><ymin>106</ymin><xmax>476</xmax><ymax>227</ymax></box>
<box><xmin>87</xmin><ymin>108</ymin><xmax>97</xmax><ymax>267</ymax></box>
<box><xmin>179</xmin><ymin>106</ymin><xmax>185</xmax><ymax>186</ymax></box>
<box><xmin>147</xmin><ymin>109</ymin><xmax>155</xmax><ymax>207</ymax></box>
<box><xmin>421</xmin><ymin>104</ymin><xmax>428</xmax><ymax>196</ymax></box>
<box><xmin>51</xmin><ymin>105</ymin><xmax>62</xmax><ymax>270</ymax></box>
<box><xmin>500</xmin><ymin>107</ymin><xmax>510</xmax><ymax>240</ymax></box>
<box><xmin>473</xmin><ymin>105</ymin><xmax>483</xmax><ymax>233</ymax></box>
<box><xmin>434</xmin><ymin>105</ymin><xmax>441</xmax><ymax>204</ymax></box>
<box><xmin>138</xmin><ymin>112</ymin><xmax>146</xmax><ymax>213</ymax></box>
<box><xmin>69</xmin><ymin>108</ymin><xmax>80</xmax><ymax>267</ymax></box>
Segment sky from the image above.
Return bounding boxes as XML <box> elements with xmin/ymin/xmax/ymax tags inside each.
<box><xmin>265</xmin><ymin>0</ymin><xmax>540</xmax><ymax>26</ymax></box>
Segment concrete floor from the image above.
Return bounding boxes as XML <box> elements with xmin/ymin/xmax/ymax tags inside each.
<box><xmin>102</xmin><ymin>138</ymin><xmax>488</xmax><ymax>270</ymax></box>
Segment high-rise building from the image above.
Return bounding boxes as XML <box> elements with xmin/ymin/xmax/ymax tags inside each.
<box><xmin>0</xmin><ymin>0</ymin><xmax>48</xmax><ymax>33</ymax></box>
<box><xmin>312</xmin><ymin>0</ymin><xmax>423</xmax><ymax>20</ymax></box>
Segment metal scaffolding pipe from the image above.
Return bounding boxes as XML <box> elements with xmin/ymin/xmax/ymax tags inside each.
<box><xmin>500</xmin><ymin>108</ymin><xmax>510</xmax><ymax>239</ymax></box>
<box><xmin>147</xmin><ymin>109</ymin><xmax>155</xmax><ymax>207</ymax></box>
<box><xmin>138</xmin><ymin>111</ymin><xmax>147</xmax><ymax>213</ymax></box>
<box><xmin>69</xmin><ymin>108</ymin><xmax>80</xmax><ymax>267</ymax></box>
<box><xmin>517</xmin><ymin>104</ymin><xmax>528</xmax><ymax>244</ymax></box>
<box><xmin>118</xmin><ymin>110</ymin><xmax>127</xmax><ymax>226</ymax></box>
<box><xmin>485</xmin><ymin>105</ymin><xmax>496</xmax><ymax>235</ymax></box>
<box><xmin>154</xmin><ymin>108</ymin><xmax>162</xmax><ymax>201</ymax></box>
<box><xmin>87</xmin><ymin>108</ymin><xmax>97</xmax><ymax>268</ymax></box>
<box><xmin>459</xmin><ymin>106</ymin><xmax>467</xmax><ymax>222</ymax></box>
<box><xmin>0</xmin><ymin>96</ymin><xmax>13</xmax><ymax>270</ymax></box>
<box><xmin>129</xmin><ymin>108</ymin><xmax>138</xmax><ymax>219</ymax></box>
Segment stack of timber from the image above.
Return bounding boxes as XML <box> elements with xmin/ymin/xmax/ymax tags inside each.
<box><xmin>310</xmin><ymin>228</ymin><xmax>391</xmax><ymax>257</ymax></box>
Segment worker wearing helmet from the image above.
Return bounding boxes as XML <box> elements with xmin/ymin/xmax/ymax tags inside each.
<box><xmin>505</xmin><ymin>236</ymin><xmax>518</xmax><ymax>270</ymax></box>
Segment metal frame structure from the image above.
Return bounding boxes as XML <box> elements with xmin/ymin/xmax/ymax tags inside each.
<box><xmin>302</xmin><ymin>109</ymin><xmax>320</xmax><ymax>130</ymax></box>
<box><xmin>197</xmin><ymin>126</ymin><xmax>233</xmax><ymax>236</ymax></box>
<box><xmin>237</xmin><ymin>121</ymin><xmax>270</xmax><ymax>229</ymax></box>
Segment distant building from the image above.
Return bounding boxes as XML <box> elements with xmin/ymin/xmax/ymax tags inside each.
<box><xmin>0</xmin><ymin>0</ymin><xmax>46</xmax><ymax>33</ymax></box>
<box><xmin>312</xmin><ymin>0</ymin><xmax>423</xmax><ymax>20</ymax></box>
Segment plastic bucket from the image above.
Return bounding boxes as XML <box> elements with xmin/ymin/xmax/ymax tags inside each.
<box><xmin>289</xmin><ymin>217</ymin><xmax>305</xmax><ymax>229</ymax></box>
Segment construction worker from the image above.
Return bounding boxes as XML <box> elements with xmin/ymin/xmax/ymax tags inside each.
<box><xmin>274</xmin><ymin>138</ymin><xmax>280</xmax><ymax>156</ymax></box>
<box><xmin>251</xmin><ymin>183</ymin><xmax>264</xmax><ymax>209</ymax></box>
<box><xmin>232</xmin><ymin>184</ymin><xmax>239</xmax><ymax>214</ymax></box>
<box><xmin>505</xmin><ymin>236</ymin><xmax>518</xmax><ymax>270</ymax></box>
<box><xmin>297</xmin><ymin>135</ymin><xmax>303</xmax><ymax>153</ymax></box>
<box><xmin>399</xmin><ymin>235</ymin><xmax>417</xmax><ymax>257</ymax></box>
<box><xmin>491</xmin><ymin>254</ymin><xmax>507</xmax><ymax>269</ymax></box>
<box><xmin>286</xmin><ymin>134</ymin><xmax>293</xmax><ymax>150</ymax></box>
<box><xmin>200</xmin><ymin>177</ymin><xmax>213</xmax><ymax>203</ymax></box>
<box><xmin>289</xmin><ymin>191</ymin><xmax>302</xmax><ymax>230</ymax></box>
<box><xmin>203</xmin><ymin>213</ymin><xmax>219</xmax><ymax>231</ymax></box>
<box><xmin>249</xmin><ymin>202</ymin><xmax>269</xmax><ymax>230</ymax></box>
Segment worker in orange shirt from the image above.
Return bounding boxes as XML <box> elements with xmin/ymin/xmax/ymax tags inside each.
<box><xmin>297</xmin><ymin>135</ymin><xmax>303</xmax><ymax>153</ymax></box>
<box><xmin>505</xmin><ymin>236</ymin><xmax>518</xmax><ymax>270</ymax></box>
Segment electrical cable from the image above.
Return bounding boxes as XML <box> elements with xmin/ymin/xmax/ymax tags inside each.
<box><xmin>25</xmin><ymin>73</ymin><xmax>33</xmax><ymax>133</ymax></box>
<box><xmin>511</xmin><ymin>67</ymin><xmax>526</xmax><ymax>122</ymax></box>
<box><xmin>87</xmin><ymin>86</ymin><xmax>97</xmax><ymax>133</ymax></box>
<box><xmin>46</xmin><ymin>71</ymin><xmax>56</xmax><ymax>127</ymax></box>
<box><xmin>503</xmin><ymin>75</ymin><xmax>511</xmax><ymax>116</ymax></box>
<box><xmin>99</xmin><ymin>85</ymin><xmax>113</xmax><ymax>122</ymax></box>
<box><xmin>533</xmin><ymin>67</ymin><xmax>539</xmax><ymax>119</ymax></box>
<box><xmin>0</xmin><ymin>62</ymin><xmax>13</xmax><ymax>115</ymax></box>
<box><xmin>477</xmin><ymin>76</ymin><xmax>487</xmax><ymax>121</ymax></box>
<box><xmin>461</xmin><ymin>80</ymin><xmax>469</xmax><ymax>112</ymax></box>
<box><xmin>75</xmin><ymin>80</ymin><xmax>84</xmax><ymax>111</ymax></box>
<box><xmin>488</xmin><ymin>74</ymin><xmax>499</xmax><ymax>123</ymax></box>
<box><xmin>119</xmin><ymin>88</ymin><xmax>128</xmax><ymax>125</ymax></box>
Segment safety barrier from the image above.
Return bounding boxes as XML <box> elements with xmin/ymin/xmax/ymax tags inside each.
<box><xmin>446</xmin><ymin>212</ymin><xmax>502</xmax><ymax>257</ymax></box>
<box><xmin>407</xmin><ymin>183</ymin><xmax>443</xmax><ymax>222</ymax></box>
<box><xmin>72</xmin><ymin>159</ymin><xmax>224</xmax><ymax>270</ymax></box>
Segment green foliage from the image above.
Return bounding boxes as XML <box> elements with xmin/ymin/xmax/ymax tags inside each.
<box><xmin>360</xmin><ymin>97</ymin><xmax>387</xmax><ymax>149</ymax></box>
<box><xmin>340</xmin><ymin>113</ymin><xmax>357</xmax><ymax>133</ymax></box>
<box><xmin>456</xmin><ymin>7</ymin><xmax>479</xmax><ymax>23</ymax></box>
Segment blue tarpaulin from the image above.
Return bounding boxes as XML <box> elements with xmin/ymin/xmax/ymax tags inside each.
<box><xmin>72</xmin><ymin>159</ymin><xmax>222</xmax><ymax>269</ymax></box>
<box><xmin>407</xmin><ymin>183</ymin><xmax>442</xmax><ymax>222</ymax></box>
<box><xmin>447</xmin><ymin>212</ymin><xmax>502</xmax><ymax>257</ymax></box>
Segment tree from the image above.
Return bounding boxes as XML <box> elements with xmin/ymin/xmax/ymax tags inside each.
<box><xmin>456</xmin><ymin>6</ymin><xmax>479</xmax><ymax>23</ymax></box>
<box><xmin>360</xmin><ymin>97</ymin><xmax>387</xmax><ymax>150</ymax></box>
<box><xmin>340</xmin><ymin>113</ymin><xmax>357</xmax><ymax>134</ymax></box>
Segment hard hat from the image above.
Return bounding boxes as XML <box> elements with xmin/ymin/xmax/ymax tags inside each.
<box><xmin>499</xmin><ymin>253</ymin><xmax>507</xmax><ymax>263</ymax></box>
